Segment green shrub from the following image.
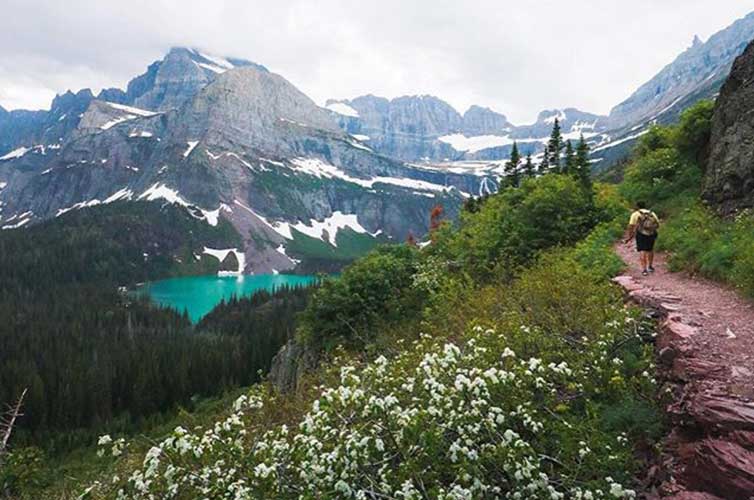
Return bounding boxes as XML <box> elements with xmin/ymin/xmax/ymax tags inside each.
<box><xmin>572</xmin><ymin>219</ymin><xmax>627</xmax><ymax>279</ymax></box>
<box><xmin>619</xmin><ymin>100</ymin><xmax>712</xmax><ymax>210</ymax></box>
<box><xmin>658</xmin><ymin>203</ymin><xmax>754</xmax><ymax>296</ymax></box>
<box><xmin>674</xmin><ymin>99</ymin><xmax>714</xmax><ymax>166</ymax></box>
<box><xmin>505</xmin><ymin>251</ymin><xmax>625</xmax><ymax>342</ymax></box>
<box><xmin>432</xmin><ymin>174</ymin><xmax>600</xmax><ymax>282</ymax></box>
<box><xmin>620</xmin><ymin>148</ymin><xmax>701</xmax><ymax>206</ymax></box>
<box><xmin>299</xmin><ymin>244</ymin><xmax>425</xmax><ymax>348</ymax></box>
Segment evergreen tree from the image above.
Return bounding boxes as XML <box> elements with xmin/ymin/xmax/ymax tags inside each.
<box><xmin>523</xmin><ymin>153</ymin><xmax>535</xmax><ymax>178</ymax></box>
<box><xmin>563</xmin><ymin>140</ymin><xmax>575</xmax><ymax>175</ymax></box>
<box><xmin>575</xmin><ymin>134</ymin><xmax>592</xmax><ymax>188</ymax></box>
<box><xmin>538</xmin><ymin>145</ymin><xmax>550</xmax><ymax>175</ymax></box>
<box><xmin>503</xmin><ymin>141</ymin><xmax>521</xmax><ymax>187</ymax></box>
<box><xmin>547</xmin><ymin>118</ymin><xmax>564</xmax><ymax>172</ymax></box>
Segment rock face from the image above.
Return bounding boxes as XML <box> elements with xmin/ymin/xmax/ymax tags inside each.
<box><xmin>461</xmin><ymin>105</ymin><xmax>512</xmax><ymax>136</ymax></box>
<box><xmin>703</xmin><ymin>38</ymin><xmax>754</xmax><ymax>214</ymax></box>
<box><xmin>326</xmin><ymin>96</ymin><xmax>607</xmax><ymax>162</ymax></box>
<box><xmin>0</xmin><ymin>48</ymin><xmax>489</xmax><ymax>273</ymax></box>
<box><xmin>612</xmin><ymin>272</ymin><xmax>754</xmax><ymax>499</ymax></box>
<box><xmin>268</xmin><ymin>338</ymin><xmax>319</xmax><ymax>393</ymax></box>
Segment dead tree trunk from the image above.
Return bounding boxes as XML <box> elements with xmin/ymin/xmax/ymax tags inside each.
<box><xmin>0</xmin><ymin>388</ymin><xmax>27</xmax><ymax>458</ymax></box>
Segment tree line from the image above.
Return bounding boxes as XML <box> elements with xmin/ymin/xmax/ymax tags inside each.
<box><xmin>501</xmin><ymin>119</ymin><xmax>592</xmax><ymax>189</ymax></box>
<box><xmin>0</xmin><ymin>203</ymin><xmax>311</xmax><ymax>453</ymax></box>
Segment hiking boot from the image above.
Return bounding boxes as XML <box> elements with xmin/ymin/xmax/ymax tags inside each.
<box><xmin>648</xmin><ymin>266</ymin><xmax>655</xmax><ymax>273</ymax></box>
<box><xmin>642</xmin><ymin>270</ymin><xmax>649</xmax><ymax>276</ymax></box>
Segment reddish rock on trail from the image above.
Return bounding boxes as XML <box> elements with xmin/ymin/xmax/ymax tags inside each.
<box><xmin>614</xmin><ymin>243</ymin><xmax>754</xmax><ymax>499</ymax></box>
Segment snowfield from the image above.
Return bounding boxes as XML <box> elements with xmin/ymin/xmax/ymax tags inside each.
<box><xmin>325</xmin><ymin>102</ymin><xmax>359</xmax><ymax>117</ymax></box>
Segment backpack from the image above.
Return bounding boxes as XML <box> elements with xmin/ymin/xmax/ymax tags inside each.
<box><xmin>638</xmin><ymin>210</ymin><xmax>659</xmax><ymax>235</ymax></box>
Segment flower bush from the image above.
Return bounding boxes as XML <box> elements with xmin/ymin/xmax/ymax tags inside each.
<box><xmin>94</xmin><ymin>301</ymin><xmax>654</xmax><ymax>499</ymax></box>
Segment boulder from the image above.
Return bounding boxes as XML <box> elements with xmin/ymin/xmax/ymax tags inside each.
<box><xmin>686</xmin><ymin>439</ymin><xmax>754</xmax><ymax>498</ymax></box>
<box><xmin>268</xmin><ymin>338</ymin><xmax>319</xmax><ymax>393</ymax></box>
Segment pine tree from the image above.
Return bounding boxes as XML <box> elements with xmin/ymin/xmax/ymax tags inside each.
<box><xmin>538</xmin><ymin>145</ymin><xmax>550</xmax><ymax>175</ymax></box>
<box><xmin>575</xmin><ymin>134</ymin><xmax>592</xmax><ymax>188</ymax></box>
<box><xmin>563</xmin><ymin>140</ymin><xmax>575</xmax><ymax>175</ymax></box>
<box><xmin>547</xmin><ymin>118</ymin><xmax>564</xmax><ymax>172</ymax></box>
<box><xmin>523</xmin><ymin>153</ymin><xmax>535</xmax><ymax>178</ymax></box>
<box><xmin>503</xmin><ymin>141</ymin><xmax>521</xmax><ymax>187</ymax></box>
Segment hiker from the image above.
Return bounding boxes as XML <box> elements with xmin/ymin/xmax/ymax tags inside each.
<box><xmin>624</xmin><ymin>201</ymin><xmax>660</xmax><ymax>276</ymax></box>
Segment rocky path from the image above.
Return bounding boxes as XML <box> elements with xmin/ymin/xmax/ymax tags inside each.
<box><xmin>613</xmin><ymin>243</ymin><xmax>754</xmax><ymax>500</ymax></box>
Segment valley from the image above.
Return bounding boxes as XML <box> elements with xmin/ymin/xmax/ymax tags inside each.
<box><xmin>2</xmin><ymin>4</ymin><xmax>754</xmax><ymax>499</ymax></box>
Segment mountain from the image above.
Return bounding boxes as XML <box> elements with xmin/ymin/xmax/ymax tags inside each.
<box><xmin>325</xmin><ymin>11</ymin><xmax>754</xmax><ymax>171</ymax></box>
<box><xmin>326</xmin><ymin>95</ymin><xmax>607</xmax><ymax>162</ymax></box>
<box><xmin>0</xmin><ymin>48</ymin><xmax>491</xmax><ymax>274</ymax></box>
<box><xmin>608</xmin><ymin>13</ymin><xmax>754</xmax><ymax>130</ymax></box>
<box><xmin>590</xmin><ymin>12</ymin><xmax>754</xmax><ymax>170</ymax></box>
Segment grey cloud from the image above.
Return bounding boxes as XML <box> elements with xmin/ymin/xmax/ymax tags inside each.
<box><xmin>2</xmin><ymin>0</ymin><xmax>754</xmax><ymax>123</ymax></box>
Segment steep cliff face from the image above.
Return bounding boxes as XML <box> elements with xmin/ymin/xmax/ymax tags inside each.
<box><xmin>327</xmin><ymin>96</ymin><xmax>608</xmax><ymax>162</ymax></box>
<box><xmin>704</xmin><ymin>39</ymin><xmax>754</xmax><ymax>214</ymax></box>
<box><xmin>127</xmin><ymin>48</ymin><xmax>263</xmax><ymax>112</ymax></box>
<box><xmin>461</xmin><ymin>105</ymin><xmax>512</xmax><ymax>136</ymax></box>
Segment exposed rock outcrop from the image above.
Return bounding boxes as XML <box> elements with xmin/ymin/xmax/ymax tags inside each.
<box><xmin>268</xmin><ymin>338</ymin><xmax>320</xmax><ymax>393</ymax></box>
<box><xmin>612</xmin><ymin>270</ymin><xmax>754</xmax><ymax>499</ymax></box>
<box><xmin>704</xmin><ymin>38</ymin><xmax>754</xmax><ymax>214</ymax></box>
<box><xmin>327</xmin><ymin>96</ymin><xmax>607</xmax><ymax>162</ymax></box>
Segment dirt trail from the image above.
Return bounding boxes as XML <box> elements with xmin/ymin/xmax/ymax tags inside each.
<box><xmin>613</xmin><ymin>243</ymin><xmax>754</xmax><ymax>500</ymax></box>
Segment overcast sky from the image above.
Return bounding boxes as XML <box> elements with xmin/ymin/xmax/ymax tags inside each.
<box><xmin>2</xmin><ymin>0</ymin><xmax>754</xmax><ymax>124</ymax></box>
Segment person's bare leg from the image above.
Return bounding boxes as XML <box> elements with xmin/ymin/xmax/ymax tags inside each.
<box><xmin>648</xmin><ymin>251</ymin><xmax>655</xmax><ymax>269</ymax></box>
<box><xmin>639</xmin><ymin>251</ymin><xmax>647</xmax><ymax>272</ymax></box>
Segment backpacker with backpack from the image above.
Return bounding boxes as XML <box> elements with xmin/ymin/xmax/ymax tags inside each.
<box><xmin>637</xmin><ymin>209</ymin><xmax>659</xmax><ymax>235</ymax></box>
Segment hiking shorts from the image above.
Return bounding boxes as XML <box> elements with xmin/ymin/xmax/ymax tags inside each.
<box><xmin>636</xmin><ymin>232</ymin><xmax>657</xmax><ymax>252</ymax></box>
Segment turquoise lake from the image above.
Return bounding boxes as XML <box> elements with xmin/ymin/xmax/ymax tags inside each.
<box><xmin>138</xmin><ymin>274</ymin><xmax>319</xmax><ymax>322</ymax></box>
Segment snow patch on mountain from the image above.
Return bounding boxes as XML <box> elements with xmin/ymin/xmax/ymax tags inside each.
<box><xmin>200</xmin><ymin>204</ymin><xmax>232</xmax><ymax>226</ymax></box>
<box><xmin>103</xmin><ymin>188</ymin><xmax>134</xmax><ymax>204</ymax></box>
<box><xmin>0</xmin><ymin>147</ymin><xmax>31</xmax><ymax>161</ymax></box>
<box><xmin>100</xmin><ymin>102</ymin><xmax>159</xmax><ymax>130</ymax></box>
<box><xmin>138</xmin><ymin>183</ymin><xmax>189</xmax><ymax>206</ymax></box>
<box><xmin>438</xmin><ymin>134</ymin><xmax>514</xmax><ymax>153</ymax></box>
<box><xmin>592</xmin><ymin>130</ymin><xmax>649</xmax><ymax>153</ymax></box>
<box><xmin>326</xmin><ymin>102</ymin><xmax>359</xmax><ymax>117</ymax></box>
<box><xmin>543</xmin><ymin>110</ymin><xmax>567</xmax><ymax>124</ymax></box>
<box><xmin>289</xmin><ymin>158</ymin><xmax>453</xmax><ymax>194</ymax></box>
<box><xmin>183</xmin><ymin>141</ymin><xmax>199</xmax><ymax>158</ymax></box>
<box><xmin>128</xmin><ymin>130</ymin><xmax>153</xmax><ymax>138</ymax></box>
<box><xmin>202</xmin><ymin>247</ymin><xmax>246</xmax><ymax>275</ymax></box>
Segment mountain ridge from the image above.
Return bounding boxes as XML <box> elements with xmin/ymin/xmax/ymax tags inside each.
<box><xmin>0</xmin><ymin>49</ymin><xmax>487</xmax><ymax>274</ymax></box>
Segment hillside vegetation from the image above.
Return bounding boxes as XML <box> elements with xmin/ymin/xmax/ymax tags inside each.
<box><xmin>46</xmin><ymin>145</ymin><xmax>669</xmax><ymax>499</ymax></box>
<box><xmin>0</xmin><ymin>203</ymin><xmax>311</xmax><ymax>478</ymax></box>
<box><xmin>619</xmin><ymin>100</ymin><xmax>754</xmax><ymax>297</ymax></box>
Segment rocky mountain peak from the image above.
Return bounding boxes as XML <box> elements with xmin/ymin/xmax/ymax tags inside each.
<box><xmin>462</xmin><ymin>105</ymin><xmax>511</xmax><ymax>136</ymax></box>
<box><xmin>51</xmin><ymin>89</ymin><xmax>94</xmax><ymax>114</ymax></box>
<box><xmin>608</xmin><ymin>11</ymin><xmax>754</xmax><ymax>130</ymax></box>
<box><xmin>119</xmin><ymin>47</ymin><xmax>266</xmax><ymax>112</ymax></box>
<box><xmin>185</xmin><ymin>65</ymin><xmax>341</xmax><ymax>149</ymax></box>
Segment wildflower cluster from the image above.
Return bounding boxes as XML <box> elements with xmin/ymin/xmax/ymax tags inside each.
<box><xmin>98</xmin><ymin>307</ymin><xmax>653</xmax><ymax>499</ymax></box>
